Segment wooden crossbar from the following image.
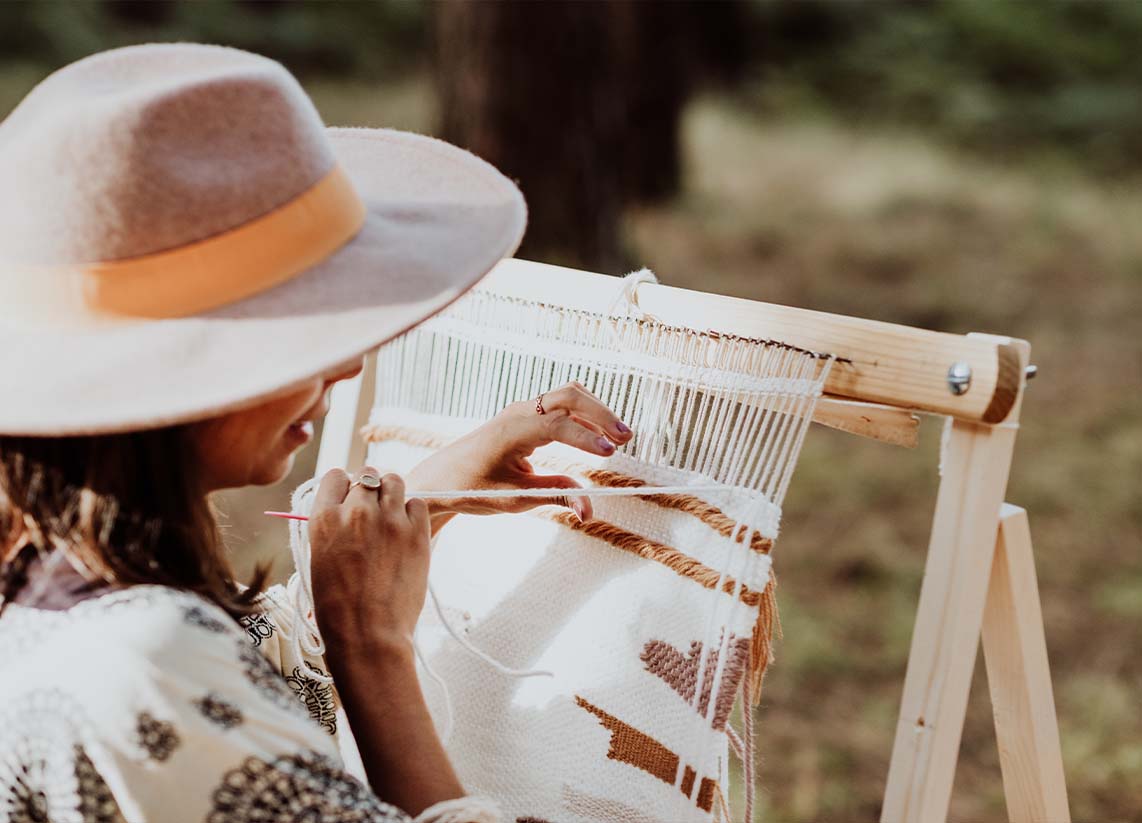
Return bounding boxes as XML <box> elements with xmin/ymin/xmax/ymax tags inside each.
<box><xmin>316</xmin><ymin>259</ymin><xmax>1068</xmax><ymax>823</ymax></box>
<box><xmin>485</xmin><ymin>259</ymin><xmax>1024</xmax><ymax>424</ymax></box>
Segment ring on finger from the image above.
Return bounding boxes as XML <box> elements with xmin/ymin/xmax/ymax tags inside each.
<box><xmin>350</xmin><ymin>472</ymin><xmax>383</xmax><ymax>492</ymax></box>
<box><xmin>535</xmin><ymin>393</ymin><xmax>546</xmax><ymax>415</ymax></box>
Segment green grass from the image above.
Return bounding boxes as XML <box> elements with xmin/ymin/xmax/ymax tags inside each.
<box><xmin>6</xmin><ymin>67</ymin><xmax>1137</xmax><ymax>821</ymax></box>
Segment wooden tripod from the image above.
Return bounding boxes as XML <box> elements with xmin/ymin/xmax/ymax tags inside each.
<box><xmin>881</xmin><ymin>409</ymin><xmax>1070</xmax><ymax>823</ymax></box>
<box><xmin>317</xmin><ymin>259</ymin><xmax>1070</xmax><ymax>822</ymax></box>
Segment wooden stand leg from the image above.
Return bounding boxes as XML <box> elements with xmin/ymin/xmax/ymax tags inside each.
<box><xmin>981</xmin><ymin>505</ymin><xmax>1070</xmax><ymax>823</ymax></box>
<box><xmin>881</xmin><ymin>418</ymin><xmax>1020</xmax><ymax>822</ymax></box>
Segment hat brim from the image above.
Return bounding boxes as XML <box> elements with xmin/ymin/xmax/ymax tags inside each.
<box><xmin>0</xmin><ymin>128</ymin><xmax>527</xmax><ymax>435</ymax></box>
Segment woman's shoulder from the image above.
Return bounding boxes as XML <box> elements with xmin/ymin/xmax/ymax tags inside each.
<box><xmin>0</xmin><ymin>586</ymin><xmax>410</xmax><ymax>823</ymax></box>
<box><xmin>0</xmin><ymin>584</ymin><xmax>244</xmax><ymax>663</ymax></box>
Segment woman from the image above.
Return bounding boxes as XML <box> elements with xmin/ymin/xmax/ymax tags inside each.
<box><xmin>0</xmin><ymin>44</ymin><xmax>631</xmax><ymax>822</ymax></box>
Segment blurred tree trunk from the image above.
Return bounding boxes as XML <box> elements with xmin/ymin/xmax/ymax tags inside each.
<box><xmin>616</xmin><ymin>2</ymin><xmax>748</xmax><ymax>203</ymax></box>
<box><xmin>433</xmin><ymin>0</ymin><xmax>746</xmax><ymax>272</ymax></box>
<box><xmin>435</xmin><ymin>0</ymin><xmax>625</xmax><ymax>270</ymax></box>
<box><xmin>612</xmin><ymin>2</ymin><xmax>688</xmax><ymax>205</ymax></box>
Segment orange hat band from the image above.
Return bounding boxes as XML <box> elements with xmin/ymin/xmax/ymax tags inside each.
<box><xmin>2</xmin><ymin>164</ymin><xmax>366</xmax><ymax>328</ymax></box>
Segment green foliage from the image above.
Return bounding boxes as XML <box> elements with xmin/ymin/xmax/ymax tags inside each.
<box><xmin>747</xmin><ymin>0</ymin><xmax>1142</xmax><ymax>174</ymax></box>
<box><xmin>0</xmin><ymin>0</ymin><xmax>428</xmax><ymax>80</ymax></box>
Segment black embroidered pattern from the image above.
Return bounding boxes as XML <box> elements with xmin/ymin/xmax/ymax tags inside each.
<box><xmin>3</xmin><ymin>744</ymin><xmax>122</xmax><ymax>823</ymax></box>
<box><xmin>73</xmin><ymin>746</ymin><xmax>121</xmax><ymax>823</ymax></box>
<box><xmin>183</xmin><ymin>605</ymin><xmax>230</xmax><ymax>634</ymax></box>
<box><xmin>236</xmin><ymin>642</ymin><xmax>308</xmax><ymax>719</ymax></box>
<box><xmin>208</xmin><ymin>751</ymin><xmax>408</xmax><ymax>822</ymax></box>
<box><xmin>237</xmin><ymin>611</ymin><xmax>275</xmax><ymax>647</ymax></box>
<box><xmin>285</xmin><ymin>664</ymin><xmax>338</xmax><ymax>736</ymax></box>
<box><xmin>194</xmin><ymin>694</ymin><xmax>244</xmax><ymax>730</ymax></box>
<box><xmin>135</xmin><ymin>712</ymin><xmax>179</xmax><ymax>762</ymax></box>
<box><xmin>5</xmin><ymin>774</ymin><xmax>48</xmax><ymax>823</ymax></box>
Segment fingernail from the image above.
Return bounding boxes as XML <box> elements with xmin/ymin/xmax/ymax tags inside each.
<box><xmin>615</xmin><ymin>421</ymin><xmax>631</xmax><ymax>435</ymax></box>
<box><xmin>571</xmin><ymin>501</ymin><xmax>585</xmax><ymax>522</ymax></box>
<box><xmin>597</xmin><ymin>437</ymin><xmax>615</xmax><ymax>453</ymax></box>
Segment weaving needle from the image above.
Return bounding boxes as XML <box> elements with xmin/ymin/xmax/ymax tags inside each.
<box><xmin>264</xmin><ymin>483</ymin><xmax>735</xmax><ymax>522</ymax></box>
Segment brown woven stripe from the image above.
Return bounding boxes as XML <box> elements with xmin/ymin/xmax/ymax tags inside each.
<box><xmin>544</xmin><ymin>511</ymin><xmax>764</xmax><ymax>608</ymax></box>
<box><xmin>579</xmin><ymin>468</ymin><xmax>772</xmax><ymax>554</ymax></box>
<box><xmin>361</xmin><ymin>424</ymin><xmax>773</xmax><ymax>553</ymax></box>
<box><xmin>640</xmin><ymin>635</ymin><xmax>750</xmax><ymax>731</ymax></box>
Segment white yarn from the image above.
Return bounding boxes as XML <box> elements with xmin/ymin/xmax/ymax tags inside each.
<box><xmin>428</xmin><ymin>581</ymin><xmax>553</xmax><ymax>680</ymax></box>
<box><xmin>412</xmin><ymin>796</ymin><xmax>502</xmax><ymax>823</ymax></box>
<box><xmin>414</xmin><ymin>578</ymin><xmax>555</xmax><ymax>748</ymax></box>
<box><xmin>285</xmin><ymin>477</ymin><xmax>333</xmax><ymax>685</ymax></box>
<box><xmin>413</xmin><ymin>620</ymin><xmax>455</xmax><ymax>744</ymax></box>
<box><xmin>725</xmin><ymin>724</ymin><xmax>745</xmax><ymax>760</ymax></box>
<box><xmin>607</xmin><ymin>267</ymin><xmax>658</xmax><ymax>322</ymax></box>
<box><xmin>409</xmin><ymin>484</ymin><xmax>729</xmax><ymax>500</ymax></box>
<box><xmin>741</xmin><ymin>669</ymin><xmax>757</xmax><ymax>823</ymax></box>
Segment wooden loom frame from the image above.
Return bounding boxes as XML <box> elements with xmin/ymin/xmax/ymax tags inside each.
<box><xmin>316</xmin><ymin>259</ymin><xmax>1069</xmax><ymax>823</ymax></box>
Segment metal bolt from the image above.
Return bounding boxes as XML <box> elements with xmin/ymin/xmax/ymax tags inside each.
<box><xmin>947</xmin><ymin>361</ymin><xmax>972</xmax><ymax>395</ymax></box>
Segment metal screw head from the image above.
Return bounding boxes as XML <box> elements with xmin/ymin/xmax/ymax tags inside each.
<box><xmin>947</xmin><ymin>361</ymin><xmax>973</xmax><ymax>395</ymax></box>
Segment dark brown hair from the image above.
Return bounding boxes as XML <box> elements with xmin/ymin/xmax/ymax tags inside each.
<box><xmin>0</xmin><ymin>428</ymin><xmax>266</xmax><ymax>616</ymax></box>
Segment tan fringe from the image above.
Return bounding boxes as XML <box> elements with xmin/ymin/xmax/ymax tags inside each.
<box><xmin>361</xmin><ymin>424</ymin><xmax>773</xmax><ymax>553</ymax></box>
<box><xmin>361</xmin><ymin>424</ymin><xmax>447</xmax><ymax>451</ymax></box>
<box><xmin>711</xmin><ymin>781</ymin><xmax>732</xmax><ymax>823</ymax></box>
<box><xmin>748</xmin><ymin>566</ymin><xmax>782</xmax><ymax>707</ymax></box>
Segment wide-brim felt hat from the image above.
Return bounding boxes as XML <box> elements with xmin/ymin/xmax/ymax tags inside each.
<box><xmin>0</xmin><ymin>43</ymin><xmax>526</xmax><ymax>435</ymax></box>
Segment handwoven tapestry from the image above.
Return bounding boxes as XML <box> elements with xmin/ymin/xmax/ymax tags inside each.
<box><xmin>359</xmin><ymin>285</ymin><xmax>830</xmax><ymax>822</ymax></box>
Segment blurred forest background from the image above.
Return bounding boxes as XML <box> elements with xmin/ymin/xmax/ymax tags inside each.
<box><xmin>2</xmin><ymin>2</ymin><xmax>1139</xmax><ymax>821</ymax></box>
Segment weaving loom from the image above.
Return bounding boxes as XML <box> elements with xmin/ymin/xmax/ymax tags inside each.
<box><xmin>313</xmin><ymin>260</ymin><xmax>1069</xmax><ymax>823</ymax></box>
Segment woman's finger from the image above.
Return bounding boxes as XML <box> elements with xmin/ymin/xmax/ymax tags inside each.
<box><xmin>540</xmin><ymin>382</ymin><xmax>632</xmax><ymax>444</ymax></box>
<box><xmin>569</xmin><ymin>412</ymin><xmax>606</xmax><ymax>437</ymax></box>
<box><xmin>344</xmin><ymin>465</ymin><xmax>384</xmax><ymax>509</ymax></box>
<box><xmin>543</xmin><ymin>413</ymin><xmax>617</xmax><ymax>457</ymax></box>
<box><xmin>313</xmin><ymin>468</ymin><xmax>351</xmax><ymax>511</ymax></box>
<box><xmin>406</xmin><ymin>497</ymin><xmax>430</xmax><ymax>531</ymax></box>
<box><xmin>379</xmin><ymin>473</ymin><xmax>407</xmax><ymax>518</ymax></box>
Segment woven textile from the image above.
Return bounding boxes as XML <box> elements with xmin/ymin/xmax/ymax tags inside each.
<box><xmin>356</xmin><ymin>288</ymin><xmax>829</xmax><ymax>822</ymax></box>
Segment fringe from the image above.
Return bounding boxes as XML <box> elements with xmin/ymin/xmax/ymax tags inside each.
<box><xmin>748</xmin><ymin>567</ymin><xmax>782</xmax><ymax>707</ymax></box>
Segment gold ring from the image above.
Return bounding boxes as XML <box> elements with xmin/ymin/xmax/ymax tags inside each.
<box><xmin>535</xmin><ymin>394</ymin><xmax>546</xmax><ymax>415</ymax></box>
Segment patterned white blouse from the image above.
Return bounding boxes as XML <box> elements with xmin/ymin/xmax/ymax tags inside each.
<box><xmin>0</xmin><ymin>579</ymin><xmax>437</xmax><ymax>822</ymax></box>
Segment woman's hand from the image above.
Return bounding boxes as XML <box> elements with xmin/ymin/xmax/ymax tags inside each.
<box><xmin>306</xmin><ymin>469</ymin><xmax>430</xmax><ymax>658</ymax></box>
<box><xmin>304</xmin><ymin>468</ymin><xmax>467</xmax><ymax>812</ymax></box>
<box><xmin>406</xmin><ymin>381</ymin><xmax>634</xmax><ymax>527</ymax></box>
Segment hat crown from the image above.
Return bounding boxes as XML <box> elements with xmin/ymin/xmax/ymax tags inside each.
<box><xmin>0</xmin><ymin>44</ymin><xmax>334</xmax><ymax>265</ymax></box>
